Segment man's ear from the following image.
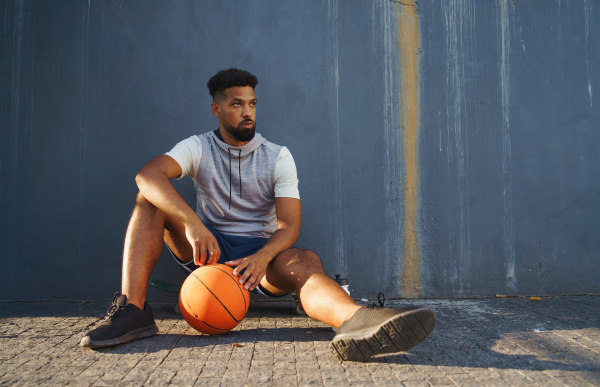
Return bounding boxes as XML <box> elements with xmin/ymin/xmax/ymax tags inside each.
<box><xmin>210</xmin><ymin>102</ymin><xmax>221</xmax><ymax>118</ymax></box>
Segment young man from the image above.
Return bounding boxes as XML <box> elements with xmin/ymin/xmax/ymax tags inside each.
<box><xmin>81</xmin><ymin>68</ymin><xmax>436</xmax><ymax>361</ymax></box>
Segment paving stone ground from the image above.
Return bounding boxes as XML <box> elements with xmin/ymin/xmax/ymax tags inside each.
<box><xmin>0</xmin><ymin>295</ymin><xmax>599</xmax><ymax>386</ymax></box>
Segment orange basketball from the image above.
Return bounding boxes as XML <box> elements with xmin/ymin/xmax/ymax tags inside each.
<box><xmin>179</xmin><ymin>263</ymin><xmax>249</xmax><ymax>335</ymax></box>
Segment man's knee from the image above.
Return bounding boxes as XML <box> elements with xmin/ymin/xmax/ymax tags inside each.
<box><xmin>134</xmin><ymin>192</ymin><xmax>154</xmax><ymax>209</ymax></box>
<box><xmin>133</xmin><ymin>192</ymin><xmax>167</xmax><ymax>219</ymax></box>
<box><xmin>299</xmin><ymin>249</ymin><xmax>323</xmax><ymax>270</ymax></box>
<box><xmin>276</xmin><ymin>248</ymin><xmax>324</xmax><ymax>273</ymax></box>
<box><xmin>263</xmin><ymin>249</ymin><xmax>325</xmax><ymax>293</ymax></box>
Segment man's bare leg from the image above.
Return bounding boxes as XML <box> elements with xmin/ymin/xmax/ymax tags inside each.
<box><xmin>81</xmin><ymin>192</ymin><xmax>177</xmax><ymax>348</ymax></box>
<box><xmin>120</xmin><ymin>193</ymin><xmax>166</xmax><ymax>309</ymax></box>
<box><xmin>259</xmin><ymin>248</ymin><xmax>436</xmax><ymax>361</ymax></box>
<box><xmin>259</xmin><ymin>248</ymin><xmax>361</xmax><ymax>328</ymax></box>
<box><xmin>121</xmin><ymin>192</ymin><xmax>192</xmax><ymax>309</ymax></box>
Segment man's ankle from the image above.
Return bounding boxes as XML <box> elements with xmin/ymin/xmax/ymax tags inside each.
<box><xmin>123</xmin><ymin>295</ymin><xmax>145</xmax><ymax>310</ymax></box>
<box><xmin>334</xmin><ymin>304</ymin><xmax>362</xmax><ymax>328</ymax></box>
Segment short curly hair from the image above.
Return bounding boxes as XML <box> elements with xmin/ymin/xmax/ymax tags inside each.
<box><xmin>207</xmin><ymin>68</ymin><xmax>258</xmax><ymax>102</ymax></box>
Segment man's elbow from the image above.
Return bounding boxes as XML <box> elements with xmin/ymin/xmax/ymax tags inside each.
<box><xmin>294</xmin><ymin>225</ymin><xmax>301</xmax><ymax>240</ymax></box>
<box><xmin>289</xmin><ymin>224</ymin><xmax>301</xmax><ymax>243</ymax></box>
<box><xmin>277</xmin><ymin>223</ymin><xmax>300</xmax><ymax>244</ymax></box>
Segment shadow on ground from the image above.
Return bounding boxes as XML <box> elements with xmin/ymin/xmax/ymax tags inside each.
<box><xmin>2</xmin><ymin>296</ymin><xmax>599</xmax><ymax>377</ymax></box>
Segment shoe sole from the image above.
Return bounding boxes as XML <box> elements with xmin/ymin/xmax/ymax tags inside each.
<box><xmin>80</xmin><ymin>323</ymin><xmax>159</xmax><ymax>348</ymax></box>
<box><xmin>329</xmin><ymin>306</ymin><xmax>436</xmax><ymax>361</ymax></box>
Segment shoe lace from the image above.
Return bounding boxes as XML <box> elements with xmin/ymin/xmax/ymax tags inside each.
<box><xmin>377</xmin><ymin>292</ymin><xmax>385</xmax><ymax>307</ymax></box>
<box><xmin>104</xmin><ymin>293</ymin><xmax>126</xmax><ymax>321</ymax></box>
<box><xmin>366</xmin><ymin>293</ymin><xmax>386</xmax><ymax>309</ymax></box>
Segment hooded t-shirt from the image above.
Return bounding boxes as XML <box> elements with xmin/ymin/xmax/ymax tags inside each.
<box><xmin>165</xmin><ymin>131</ymin><xmax>299</xmax><ymax>238</ymax></box>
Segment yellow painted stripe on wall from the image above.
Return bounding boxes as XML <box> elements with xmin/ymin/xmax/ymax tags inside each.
<box><xmin>397</xmin><ymin>0</ymin><xmax>422</xmax><ymax>298</ymax></box>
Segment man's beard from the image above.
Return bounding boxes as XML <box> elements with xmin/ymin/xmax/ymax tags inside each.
<box><xmin>223</xmin><ymin>117</ymin><xmax>256</xmax><ymax>142</ymax></box>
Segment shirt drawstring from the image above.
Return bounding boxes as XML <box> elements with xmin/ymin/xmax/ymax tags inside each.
<box><xmin>228</xmin><ymin>149</ymin><xmax>232</xmax><ymax>209</ymax></box>
<box><xmin>228</xmin><ymin>149</ymin><xmax>243</xmax><ymax>209</ymax></box>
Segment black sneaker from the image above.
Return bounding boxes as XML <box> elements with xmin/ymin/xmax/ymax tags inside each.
<box><xmin>329</xmin><ymin>303</ymin><xmax>436</xmax><ymax>361</ymax></box>
<box><xmin>80</xmin><ymin>293</ymin><xmax>159</xmax><ymax>348</ymax></box>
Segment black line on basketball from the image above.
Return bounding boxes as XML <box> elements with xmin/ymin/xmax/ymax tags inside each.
<box><xmin>182</xmin><ymin>291</ymin><xmax>197</xmax><ymax>318</ymax></box>
<box><xmin>199</xmin><ymin>319</ymin><xmax>230</xmax><ymax>331</ymax></box>
<box><xmin>206</xmin><ymin>265</ymin><xmax>248</xmax><ymax>310</ymax></box>
<box><xmin>190</xmin><ymin>271</ymin><xmax>242</xmax><ymax>323</ymax></box>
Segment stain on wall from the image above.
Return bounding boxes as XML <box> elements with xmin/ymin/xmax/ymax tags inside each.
<box><xmin>396</xmin><ymin>0</ymin><xmax>422</xmax><ymax>298</ymax></box>
<box><xmin>378</xmin><ymin>0</ymin><xmax>404</xmax><ymax>299</ymax></box>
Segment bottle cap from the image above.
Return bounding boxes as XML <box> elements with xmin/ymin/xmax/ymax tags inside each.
<box><xmin>334</xmin><ymin>274</ymin><xmax>348</xmax><ymax>286</ymax></box>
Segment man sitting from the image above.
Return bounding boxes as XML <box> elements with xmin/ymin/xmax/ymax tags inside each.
<box><xmin>81</xmin><ymin>68</ymin><xmax>436</xmax><ymax>361</ymax></box>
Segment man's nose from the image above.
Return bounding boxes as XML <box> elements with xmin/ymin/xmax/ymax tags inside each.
<box><xmin>242</xmin><ymin>104</ymin><xmax>253</xmax><ymax>118</ymax></box>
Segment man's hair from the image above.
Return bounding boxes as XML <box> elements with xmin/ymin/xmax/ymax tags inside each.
<box><xmin>207</xmin><ymin>68</ymin><xmax>258</xmax><ymax>102</ymax></box>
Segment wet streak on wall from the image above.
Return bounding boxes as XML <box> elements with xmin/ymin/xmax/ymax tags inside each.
<box><xmin>325</xmin><ymin>0</ymin><xmax>348</xmax><ymax>280</ymax></box>
<box><xmin>500</xmin><ymin>0</ymin><xmax>516</xmax><ymax>292</ymax></box>
<box><xmin>584</xmin><ymin>0</ymin><xmax>593</xmax><ymax>109</ymax></box>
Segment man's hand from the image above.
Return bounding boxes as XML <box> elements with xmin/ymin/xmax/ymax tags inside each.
<box><xmin>185</xmin><ymin>221</ymin><xmax>221</xmax><ymax>266</ymax></box>
<box><xmin>225</xmin><ymin>254</ymin><xmax>271</xmax><ymax>291</ymax></box>
<box><xmin>224</xmin><ymin>197</ymin><xmax>301</xmax><ymax>291</ymax></box>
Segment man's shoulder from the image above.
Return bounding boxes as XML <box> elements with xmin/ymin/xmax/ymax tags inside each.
<box><xmin>175</xmin><ymin>133</ymin><xmax>204</xmax><ymax>143</ymax></box>
<box><xmin>260</xmin><ymin>137</ymin><xmax>283</xmax><ymax>156</ymax></box>
<box><xmin>196</xmin><ymin>132</ymin><xmax>212</xmax><ymax>141</ymax></box>
<box><xmin>178</xmin><ymin>132</ymin><xmax>211</xmax><ymax>148</ymax></box>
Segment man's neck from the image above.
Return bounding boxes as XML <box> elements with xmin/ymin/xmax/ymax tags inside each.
<box><xmin>213</xmin><ymin>129</ymin><xmax>224</xmax><ymax>142</ymax></box>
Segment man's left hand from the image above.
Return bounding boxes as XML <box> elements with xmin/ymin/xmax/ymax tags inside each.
<box><xmin>225</xmin><ymin>254</ymin><xmax>271</xmax><ymax>291</ymax></box>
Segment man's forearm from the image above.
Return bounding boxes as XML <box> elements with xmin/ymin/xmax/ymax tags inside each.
<box><xmin>255</xmin><ymin>226</ymin><xmax>299</xmax><ymax>264</ymax></box>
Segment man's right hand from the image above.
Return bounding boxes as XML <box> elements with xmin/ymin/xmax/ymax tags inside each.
<box><xmin>185</xmin><ymin>220</ymin><xmax>221</xmax><ymax>266</ymax></box>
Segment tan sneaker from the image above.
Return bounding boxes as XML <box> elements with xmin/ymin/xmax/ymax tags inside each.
<box><xmin>329</xmin><ymin>304</ymin><xmax>436</xmax><ymax>361</ymax></box>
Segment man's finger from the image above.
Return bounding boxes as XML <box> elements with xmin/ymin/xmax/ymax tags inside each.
<box><xmin>208</xmin><ymin>246</ymin><xmax>220</xmax><ymax>265</ymax></box>
<box><xmin>230</xmin><ymin>259</ymin><xmax>249</xmax><ymax>276</ymax></box>
<box><xmin>251</xmin><ymin>272</ymin><xmax>266</xmax><ymax>291</ymax></box>
<box><xmin>224</xmin><ymin>258</ymin><xmax>242</xmax><ymax>267</ymax></box>
<box><xmin>193</xmin><ymin>246</ymin><xmax>200</xmax><ymax>266</ymax></box>
<box><xmin>244</xmin><ymin>271</ymin><xmax>260</xmax><ymax>290</ymax></box>
<box><xmin>206</xmin><ymin>249</ymin><xmax>214</xmax><ymax>265</ymax></box>
<box><xmin>211</xmin><ymin>244</ymin><xmax>221</xmax><ymax>264</ymax></box>
<box><xmin>249</xmin><ymin>274</ymin><xmax>263</xmax><ymax>291</ymax></box>
<box><xmin>199</xmin><ymin>245</ymin><xmax>208</xmax><ymax>266</ymax></box>
<box><xmin>240</xmin><ymin>265</ymin><xmax>253</xmax><ymax>284</ymax></box>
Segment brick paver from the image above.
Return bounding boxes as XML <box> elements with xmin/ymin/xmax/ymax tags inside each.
<box><xmin>0</xmin><ymin>296</ymin><xmax>599</xmax><ymax>386</ymax></box>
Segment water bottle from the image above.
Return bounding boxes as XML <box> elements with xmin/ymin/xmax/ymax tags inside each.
<box><xmin>335</xmin><ymin>274</ymin><xmax>350</xmax><ymax>296</ymax></box>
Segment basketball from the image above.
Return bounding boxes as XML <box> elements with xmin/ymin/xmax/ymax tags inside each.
<box><xmin>179</xmin><ymin>263</ymin><xmax>250</xmax><ymax>335</ymax></box>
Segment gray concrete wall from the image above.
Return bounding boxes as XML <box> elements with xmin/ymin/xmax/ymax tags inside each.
<box><xmin>418</xmin><ymin>0</ymin><xmax>600</xmax><ymax>297</ymax></box>
<box><xmin>1</xmin><ymin>0</ymin><xmax>598</xmax><ymax>301</ymax></box>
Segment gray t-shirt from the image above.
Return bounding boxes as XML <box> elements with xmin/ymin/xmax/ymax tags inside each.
<box><xmin>165</xmin><ymin>132</ymin><xmax>300</xmax><ymax>237</ymax></box>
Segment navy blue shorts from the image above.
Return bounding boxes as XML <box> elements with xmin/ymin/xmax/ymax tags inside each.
<box><xmin>168</xmin><ymin>222</ymin><xmax>287</xmax><ymax>298</ymax></box>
